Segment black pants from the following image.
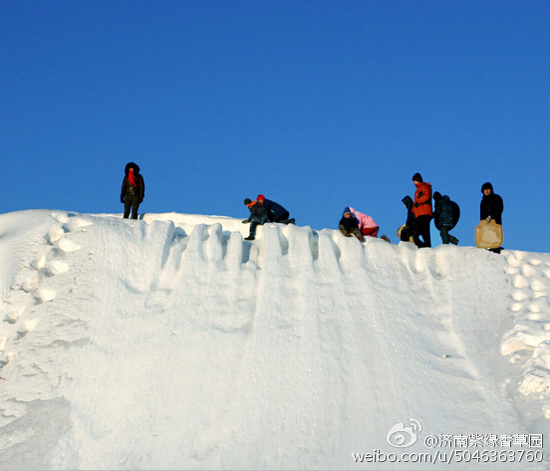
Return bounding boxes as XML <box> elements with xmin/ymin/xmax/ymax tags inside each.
<box><xmin>439</xmin><ymin>226</ymin><xmax>458</xmax><ymax>245</ymax></box>
<box><xmin>400</xmin><ymin>226</ymin><xmax>416</xmax><ymax>242</ymax></box>
<box><xmin>413</xmin><ymin>215</ymin><xmax>432</xmax><ymax>248</ymax></box>
<box><xmin>249</xmin><ymin>216</ymin><xmax>268</xmax><ymax>237</ymax></box>
<box><xmin>274</xmin><ymin>211</ymin><xmax>290</xmax><ymax>223</ymax></box>
<box><xmin>124</xmin><ymin>196</ymin><xmax>141</xmax><ymax>219</ymax></box>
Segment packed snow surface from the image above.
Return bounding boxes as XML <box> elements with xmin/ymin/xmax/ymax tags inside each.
<box><xmin>0</xmin><ymin>210</ymin><xmax>549</xmax><ymax>470</ymax></box>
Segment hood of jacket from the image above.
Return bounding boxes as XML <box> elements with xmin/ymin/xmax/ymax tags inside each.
<box><xmin>125</xmin><ymin>162</ymin><xmax>141</xmax><ymax>175</ymax></box>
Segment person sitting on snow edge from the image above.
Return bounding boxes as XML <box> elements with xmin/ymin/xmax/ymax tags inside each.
<box><xmin>242</xmin><ymin>198</ymin><xmax>269</xmax><ymax>241</ymax></box>
<box><xmin>339</xmin><ymin>208</ymin><xmax>363</xmax><ymax>241</ymax></box>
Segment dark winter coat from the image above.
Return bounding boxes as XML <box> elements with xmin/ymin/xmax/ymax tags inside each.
<box><xmin>246</xmin><ymin>201</ymin><xmax>269</xmax><ymax>224</ymax></box>
<box><xmin>433</xmin><ymin>195</ymin><xmax>455</xmax><ymax>229</ymax></box>
<box><xmin>262</xmin><ymin>198</ymin><xmax>289</xmax><ymax>222</ymax></box>
<box><xmin>480</xmin><ymin>192</ymin><xmax>503</xmax><ymax>225</ymax></box>
<box><xmin>402</xmin><ymin>196</ymin><xmax>415</xmax><ymax>227</ymax></box>
<box><xmin>339</xmin><ymin>214</ymin><xmax>360</xmax><ymax>232</ymax></box>
<box><xmin>121</xmin><ymin>162</ymin><xmax>145</xmax><ymax>201</ymax></box>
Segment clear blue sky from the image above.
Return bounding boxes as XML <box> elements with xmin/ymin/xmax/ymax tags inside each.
<box><xmin>2</xmin><ymin>1</ymin><xmax>549</xmax><ymax>253</ymax></box>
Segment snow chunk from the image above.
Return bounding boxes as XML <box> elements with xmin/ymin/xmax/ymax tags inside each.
<box><xmin>512</xmin><ymin>274</ymin><xmax>528</xmax><ymax>289</ymax></box>
<box><xmin>34</xmin><ymin>288</ymin><xmax>56</xmax><ymax>303</ymax></box>
<box><xmin>56</xmin><ymin>238</ymin><xmax>81</xmax><ymax>253</ymax></box>
<box><xmin>17</xmin><ymin>318</ymin><xmax>40</xmax><ymax>338</ymax></box>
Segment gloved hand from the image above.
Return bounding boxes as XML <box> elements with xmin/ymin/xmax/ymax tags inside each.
<box><xmin>242</xmin><ymin>219</ymin><xmax>249</xmax><ymax>224</ymax></box>
<box><xmin>414</xmin><ymin>203</ymin><xmax>419</xmax><ymax>208</ymax></box>
<box><xmin>486</xmin><ymin>216</ymin><xmax>492</xmax><ymax>222</ymax></box>
<box><xmin>139</xmin><ymin>198</ymin><xmax>143</xmax><ymax>204</ymax></box>
<box><xmin>120</xmin><ymin>197</ymin><xmax>124</xmax><ymax>203</ymax></box>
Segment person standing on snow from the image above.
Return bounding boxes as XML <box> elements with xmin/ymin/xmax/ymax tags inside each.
<box><xmin>411</xmin><ymin>173</ymin><xmax>433</xmax><ymax>248</ymax></box>
<box><xmin>120</xmin><ymin>162</ymin><xmax>145</xmax><ymax>219</ymax></box>
<box><xmin>480</xmin><ymin>182</ymin><xmax>504</xmax><ymax>254</ymax></box>
<box><xmin>256</xmin><ymin>194</ymin><xmax>295</xmax><ymax>225</ymax></box>
<box><xmin>338</xmin><ymin>207</ymin><xmax>363</xmax><ymax>241</ymax></box>
<box><xmin>433</xmin><ymin>192</ymin><xmax>459</xmax><ymax>245</ymax></box>
<box><xmin>242</xmin><ymin>198</ymin><xmax>269</xmax><ymax>241</ymax></box>
<box><xmin>480</xmin><ymin>182</ymin><xmax>503</xmax><ymax>225</ymax></box>
<box><xmin>398</xmin><ymin>196</ymin><xmax>417</xmax><ymax>243</ymax></box>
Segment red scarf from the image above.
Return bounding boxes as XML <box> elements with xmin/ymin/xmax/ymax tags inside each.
<box><xmin>128</xmin><ymin>169</ymin><xmax>136</xmax><ymax>186</ymax></box>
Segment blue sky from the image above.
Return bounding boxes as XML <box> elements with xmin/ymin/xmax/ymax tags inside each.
<box><xmin>2</xmin><ymin>1</ymin><xmax>549</xmax><ymax>253</ymax></box>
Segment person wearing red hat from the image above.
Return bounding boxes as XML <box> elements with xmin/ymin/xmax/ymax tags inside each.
<box><xmin>256</xmin><ymin>194</ymin><xmax>295</xmax><ymax>225</ymax></box>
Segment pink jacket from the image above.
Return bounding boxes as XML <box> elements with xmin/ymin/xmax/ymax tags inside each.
<box><xmin>349</xmin><ymin>207</ymin><xmax>378</xmax><ymax>230</ymax></box>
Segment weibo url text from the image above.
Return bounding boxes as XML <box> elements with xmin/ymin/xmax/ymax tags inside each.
<box><xmin>352</xmin><ymin>449</ymin><xmax>544</xmax><ymax>465</ymax></box>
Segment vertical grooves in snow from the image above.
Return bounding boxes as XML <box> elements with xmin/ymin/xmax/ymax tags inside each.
<box><xmin>0</xmin><ymin>210</ymin><xmax>547</xmax><ymax>470</ymax></box>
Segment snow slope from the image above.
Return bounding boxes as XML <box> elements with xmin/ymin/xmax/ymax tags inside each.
<box><xmin>0</xmin><ymin>210</ymin><xmax>548</xmax><ymax>470</ymax></box>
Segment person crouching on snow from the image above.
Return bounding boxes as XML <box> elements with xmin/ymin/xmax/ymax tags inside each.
<box><xmin>339</xmin><ymin>208</ymin><xmax>363</xmax><ymax>241</ymax></box>
<box><xmin>256</xmin><ymin>194</ymin><xmax>295</xmax><ymax>225</ymax></box>
<box><xmin>349</xmin><ymin>207</ymin><xmax>390</xmax><ymax>242</ymax></box>
<box><xmin>242</xmin><ymin>198</ymin><xmax>269</xmax><ymax>241</ymax></box>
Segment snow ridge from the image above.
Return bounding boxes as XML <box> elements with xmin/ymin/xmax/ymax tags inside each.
<box><xmin>0</xmin><ymin>210</ymin><xmax>548</xmax><ymax>470</ymax></box>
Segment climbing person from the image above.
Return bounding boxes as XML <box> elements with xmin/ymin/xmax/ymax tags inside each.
<box><xmin>242</xmin><ymin>198</ymin><xmax>269</xmax><ymax>241</ymax></box>
<box><xmin>338</xmin><ymin>207</ymin><xmax>363</xmax><ymax>241</ymax></box>
<box><xmin>411</xmin><ymin>173</ymin><xmax>433</xmax><ymax>248</ymax></box>
<box><xmin>349</xmin><ymin>207</ymin><xmax>390</xmax><ymax>242</ymax></box>
<box><xmin>120</xmin><ymin>162</ymin><xmax>145</xmax><ymax>219</ymax></box>
<box><xmin>433</xmin><ymin>192</ymin><xmax>459</xmax><ymax>245</ymax></box>
<box><xmin>256</xmin><ymin>194</ymin><xmax>295</xmax><ymax>225</ymax></box>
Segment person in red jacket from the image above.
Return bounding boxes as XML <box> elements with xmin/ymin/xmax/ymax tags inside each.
<box><xmin>411</xmin><ymin>173</ymin><xmax>433</xmax><ymax>248</ymax></box>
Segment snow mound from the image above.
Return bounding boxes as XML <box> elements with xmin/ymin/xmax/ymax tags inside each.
<box><xmin>0</xmin><ymin>210</ymin><xmax>548</xmax><ymax>470</ymax></box>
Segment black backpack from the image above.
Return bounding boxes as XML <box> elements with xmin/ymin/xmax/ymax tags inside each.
<box><xmin>450</xmin><ymin>201</ymin><xmax>460</xmax><ymax>229</ymax></box>
<box><xmin>434</xmin><ymin>198</ymin><xmax>460</xmax><ymax>230</ymax></box>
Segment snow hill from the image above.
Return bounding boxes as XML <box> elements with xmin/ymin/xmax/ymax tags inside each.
<box><xmin>0</xmin><ymin>210</ymin><xmax>549</xmax><ymax>470</ymax></box>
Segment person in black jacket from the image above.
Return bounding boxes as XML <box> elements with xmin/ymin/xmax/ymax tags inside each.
<box><xmin>242</xmin><ymin>198</ymin><xmax>269</xmax><ymax>241</ymax></box>
<box><xmin>398</xmin><ymin>196</ymin><xmax>418</xmax><ymax>243</ymax></box>
<box><xmin>480</xmin><ymin>182</ymin><xmax>503</xmax><ymax>225</ymax></box>
<box><xmin>256</xmin><ymin>194</ymin><xmax>295</xmax><ymax>225</ymax></box>
<box><xmin>339</xmin><ymin>207</ymin><xmax>363</xmax><ymax>241</ymax></box>
<box><xmin>120</xmin><ymin>162</ymin><xmax>145</xmax><ymax>219</ymax></box>
<box><xmin>433</xmin><ymin>192</ymin><xmax>459</xmax><ymax>245</ymax></box>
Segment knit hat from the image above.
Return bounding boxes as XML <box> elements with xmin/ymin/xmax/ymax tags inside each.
<box><xmin>481</xmin><ymin>182</ymin><xmax>493</xmax><ymax>193</ymax></box>
<box><xmin>412</xmin><ymin>173</ymin><xmax>423</xmax><ymax>183</ymax></box>
<box><xmin>343</xmin><ymin>207</ymin><xmax>352</xmax><ymax>215</ymax></box>
<box><xmin>433</xmin><ymin>191</ymin><xmax>442</xmax><ymax>201</ymax></box>
<box><xmin>244</xmin><ymin>198</ymin><xmax>252</xmax><ymax>205</ymax></box>
<box><xmin>257</xmin><ymin>194</ymin><xmax>265</xmax><ymax>201</ymax></box>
